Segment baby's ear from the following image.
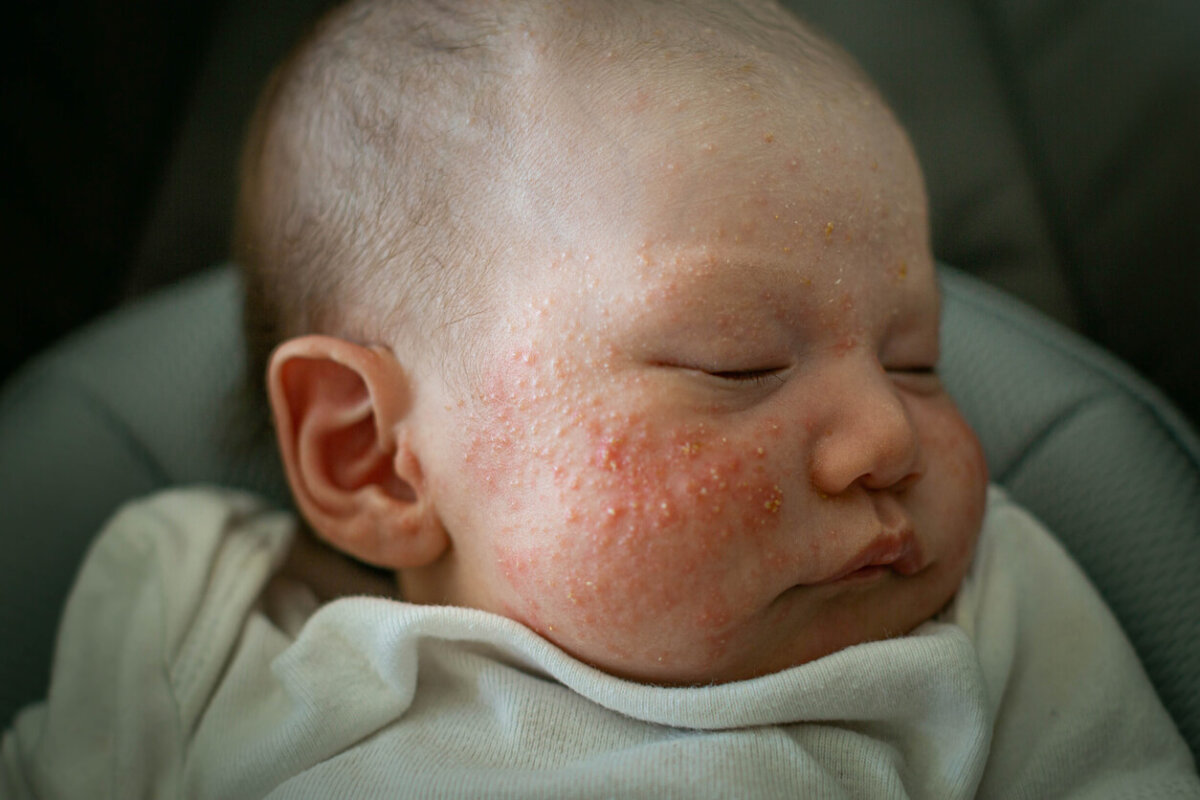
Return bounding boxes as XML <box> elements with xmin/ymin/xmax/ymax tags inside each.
<box><xmin>267</xmin><ymin>335</ymin><xmax>448</xmax><ymax>570</ymax></box>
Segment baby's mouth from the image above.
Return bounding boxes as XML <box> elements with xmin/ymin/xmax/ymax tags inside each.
<box><xmin>816</xmin><ymin>528</ymin><xmax>924</xmax><ymax>585</ymax></box>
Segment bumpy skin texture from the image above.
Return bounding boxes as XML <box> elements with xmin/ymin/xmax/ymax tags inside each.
<box><xmin>404</xmin><ymin>48</ymin><xmax>989</xmax><ymax>685</ymax></box>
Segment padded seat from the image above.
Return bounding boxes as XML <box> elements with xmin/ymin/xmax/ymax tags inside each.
<box><xmin>1</xmin><ymin>264</ymin><xmax>1197</xmax><ymax>763</ymax></box>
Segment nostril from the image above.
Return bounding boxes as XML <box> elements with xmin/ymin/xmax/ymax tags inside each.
<box><xmin>895</xmin><ymin>469</ymin><xmax>922</xmax><ymax>492</ymax></box>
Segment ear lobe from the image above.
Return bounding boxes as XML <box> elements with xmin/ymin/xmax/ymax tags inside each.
<box><xmin>267</xmin><ymin>335</ymin><xmax>448</xmax><ymax>569</ymax></box>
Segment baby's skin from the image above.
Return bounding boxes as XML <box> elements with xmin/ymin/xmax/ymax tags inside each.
<box><xmin>269</xmin><ymin>12</ymin><xmax>990</xmax><ymax>686</ymax></box>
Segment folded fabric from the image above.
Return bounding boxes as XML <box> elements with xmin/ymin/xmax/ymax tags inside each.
<box><xmin>4</xmin><ymin>486</ymin><xmax>1197</xmax><ymax>799</ymax></box>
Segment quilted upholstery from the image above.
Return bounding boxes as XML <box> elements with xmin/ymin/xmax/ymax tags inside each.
<box><xmin>939</xmin><ymin>267</ymin><xmax>1200</xmax><ymax>760</ymax></box>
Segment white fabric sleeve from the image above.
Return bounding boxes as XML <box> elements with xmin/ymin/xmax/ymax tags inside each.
<box><xmin>0</xmin><ymin>488</ymin><xmax>294</xmax><ymax>800</ymax></box>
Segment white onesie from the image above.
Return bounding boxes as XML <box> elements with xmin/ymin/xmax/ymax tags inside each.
<box><xmin>3</xmin><ymin>486</ymin><xmax>1198</xmax><ymax>798</ymax></box>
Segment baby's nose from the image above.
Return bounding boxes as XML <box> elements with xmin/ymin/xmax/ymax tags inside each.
<box><xmin>808</xmin><ymin>364</ymin><xmax>923</xmax><ymax>496</ymax></box>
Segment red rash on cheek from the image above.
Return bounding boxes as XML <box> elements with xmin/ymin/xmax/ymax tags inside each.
<box><xmin>457</xmin><ymin>348</ymin><xmax>791</xmax><ymax>669</ymax></box>
<box><xmin>583</xmin><ymin>424</ymin><xmax>786</xmax><ymax>543</ymax></box>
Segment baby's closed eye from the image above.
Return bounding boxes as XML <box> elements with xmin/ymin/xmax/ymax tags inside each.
<box><xmin>706</xmin><ymin>367</ymin><xmax>789</xmax><ymax>387</ymax></box>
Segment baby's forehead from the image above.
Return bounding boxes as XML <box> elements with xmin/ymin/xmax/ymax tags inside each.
<box><xmin>499</xmin><ymin>1</ymin><xmax>867</xmax><ymax>113</ymax></box>
<box><xmin>493</xmin><ymin>32</ymin><xmax>902</xmax><ymax>244</ymax></box>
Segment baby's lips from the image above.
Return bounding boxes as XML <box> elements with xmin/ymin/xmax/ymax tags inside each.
<box><xmin>820</xmin><ymin>527</ymin><xmax>924</xmax><ymax>583</ymax></box>
<box><xmin>891</xmin><ymin>536</ymin><xmax>929</xmax><ymax>577</ymax></box>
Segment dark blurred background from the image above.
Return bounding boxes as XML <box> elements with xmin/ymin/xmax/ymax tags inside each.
<box><xmin>2</xmin><ymin>0</ymin><xmax>1198</xmax><ymax>426</ymax></box>
<box><xmin>0</xmin><ymin>0</ymin><xmax>327</xmax><ymax>385</ymax></box>
<box><xmin>2</xmin><ymin>1</ymin><xmax>218</xmax><ymax>383</ymax></box>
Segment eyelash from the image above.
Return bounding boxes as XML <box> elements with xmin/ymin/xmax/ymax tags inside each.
<box><xmin>708</xmin><ymin>368</ymin><xmax>787</xmax><ymax>386</ymax></box>
<box><xmin>697</xmin><ymin>364</ymin><xmax>937</xmax><ymax>388</ymax></box>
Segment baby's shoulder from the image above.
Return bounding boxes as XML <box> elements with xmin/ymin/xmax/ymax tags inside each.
<box><xmin>95</xmin><ymin>485</ymin><xmax>394</xmax><ymax>606</ymax></box>
<box><xmin>99</xmin><ymin>485</ymin><xmax>291</xmax><ymax>554</ymax></box>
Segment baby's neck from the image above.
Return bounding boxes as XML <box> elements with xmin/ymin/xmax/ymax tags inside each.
<box><xmin>280</xmin><ymin>525</ymin><xmax>399</xmax><ymax>602</ymax></box>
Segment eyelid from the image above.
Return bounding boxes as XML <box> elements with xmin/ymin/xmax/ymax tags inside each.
<box><xmin>707</xmin><ymin>367</ymin><xmax>789</xmax><ymax>386</ymax></box>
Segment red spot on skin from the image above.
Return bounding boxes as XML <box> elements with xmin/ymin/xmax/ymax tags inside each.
<box><xmin>833</xmin><ymin>334</ymin><xmax>858</xmax><ymax>356</ymax></box>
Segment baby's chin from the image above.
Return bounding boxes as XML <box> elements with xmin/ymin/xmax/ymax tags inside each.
<box><xmin>574</xmin><ymin>633</ymin><xmax>897</xmax><ymax>688</ymax></box>
<box><xmin>550</xmin><ymin>572</ymin><xmax>963</xmax><ymax>687</ymax></box>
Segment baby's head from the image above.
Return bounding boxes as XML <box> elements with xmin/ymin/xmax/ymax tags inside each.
<box><xmin>237</xmin><ymin>0</ymin><xmax>989</xmax><ymax>685</ymax></box>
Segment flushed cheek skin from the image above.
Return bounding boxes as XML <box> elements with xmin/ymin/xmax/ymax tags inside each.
<box><xmin>459</xmin><ymin>354</ymin><xmax>792</xmax><ymax>679</ymax></box>
<box><xmin>442</xmin><ymin>336</ymin><xmax>988</xmax><ymax>685</ymax></box>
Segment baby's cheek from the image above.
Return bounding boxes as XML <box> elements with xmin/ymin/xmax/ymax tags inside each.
<box><xmin>582</xmin><ymin>421</ymin><xmax>786</xmax><ymax>541</ymax></box>
<box><xmin>494</xmin><ymin>410</ymin><xmax>790</xmax><ymax>666</ymax></box>
<box><xmin>458</xmin><ymin>347</ymin><xmax>581</xmax><ymax>510</ymax></box>
<box><xmin>916</xmin><ymin>400</ymin><xmax>989</xmax><ymax>568</ymax></box>
<box><xmin>936</xmin><ymin>409</ymin><xmax>988</xmax><ymax>517</ymax></box>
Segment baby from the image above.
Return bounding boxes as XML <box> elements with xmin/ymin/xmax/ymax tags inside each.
<box><xmin>242</xmin><ymin>0</ymin><xmax>987</xmax><ymax>688</ymax></box>
<box><xmin>4</xmin><ymin>0</ymin><xmax>1198</xmax><ymax>797</ymax></box>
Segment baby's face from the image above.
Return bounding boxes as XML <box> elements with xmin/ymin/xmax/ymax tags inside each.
<box><xmin>414</xmin><ymin>73</ymin><xmax>988</xmax><ymax>684</ymax></box>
